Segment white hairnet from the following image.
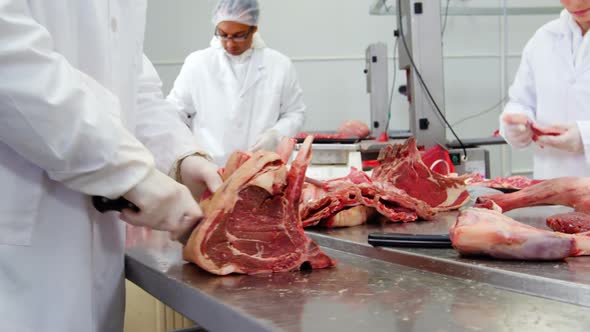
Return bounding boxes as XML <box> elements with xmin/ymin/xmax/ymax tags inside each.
<box><xmin>212</xmin><ymin>0</ymin><xmax>260</xmax><ymax>26</ymax></box>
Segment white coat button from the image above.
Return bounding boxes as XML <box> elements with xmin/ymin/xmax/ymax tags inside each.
<box><xmin>569</xmin><ymin>78</ymin><xmax>576</xmax><ymax>84</ymax></box>
<box><xmin>111</xmin><ymin>18</ymin><xmax>118</xmax><ymax>32</ymax></box>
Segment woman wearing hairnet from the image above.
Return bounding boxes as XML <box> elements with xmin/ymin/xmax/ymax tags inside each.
<box><xmin>167</xmin><ymin>0</ymin><xmax>306</xmax><ymax>166</ymax></box>
<box><xmin>500</xmin><ymin>0</ymin><xmax>590</xmax><ymax>179</ymax></box>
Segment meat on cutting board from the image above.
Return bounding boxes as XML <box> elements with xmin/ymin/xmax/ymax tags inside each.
<box><xmin>475</xmin><ymin>177</ymin><xmax>590</xmax><ymax>213</ymax></box>
<box><xmin>183</xmin><ymin>136</ymin><xmax>335</xmax><ymax>275</ymax></box>
<box><xmin>450</xmin><ymin>208</ymin><xmax>590</xmax><ymax>260</ymax></box>
<box><xmin>295</xmin><ymin>120</ymin><xmax>370</xmax><ymax>140</ymax></box>
<box><xmin>337</xmin><ymin>120</ymin><xmax>370</xmax><ymax>138</ymax></box>
<box><xmin>547</xmin><ymin>212</ymin><xmax>590</xmax><ymax>234</ymax></box>
<box><xmin>372</xmin><ymin>137</ymin><xmax>470</xmax><ymax>211</ymax></box>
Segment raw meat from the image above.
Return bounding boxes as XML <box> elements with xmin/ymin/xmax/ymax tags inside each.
<box><xmin>300</xmin><ymin>182</ymin><xmax>366</xmax><ymax>228</ymax></box>
<box><xmin>219</xmin><ymin>138</ymin><xmax>293</xmax><ymax>181</ymax></box>
<box><xmin>475</xmin><ymin>177</ymin><xmax>590</xmax><ymax>213</ymax></box>
<box><xmin>324</xmin><ymin>206</ymin><xmax>377</xmax><ymax>228</ymax></box>
<box><xmin>360</xmin><ymin>182</ymin><xmax>435</xmax><ymax>222</ymax></box>
<box><xmin>547</xmin><ymin>212</ymin><xmax>590</xmax><ymax>234</ymax></box>
<box><xmin>501</xmin><ymin>113</ymin><xmax>565</xmax><ymax>141</ymax></box>
<box><xmin>300</xmin><ymin>168</ymin><xmax>434</xmax><ymax>228</ymax></box>
<box><xmin>372</xmin><ymin>137</ymin><xmax>470</xmax><ymax>211</ymax></box>
<box><xmin>337</xmin><ymin>120</ymin><xmax>370</xmax><ymax>138</ymax></box>
<box><xmin>300</xmin><ymin>169</ymin><xmax>369</xmax><ymax>228</ymax></box>
<box><xmin>468</xmin><ymin>174</ymin><xmax>544</xmax><ymax>190</ymax></box>
<box><xmin>219</xmin><ymin>151</ymin><xmax>251</xmax><ymax>181</ymax></box>
<box><xmin>531</xmin><ymin>123</ymin><xmax>566</xmax><ymax>140</ymax></box>
<box><xmin>295</xmin><ymin>120</ymin><xmax>370</xmax><ymax>140</ymax></box>
<box><xmin>450</xmin><ymin>208</ymin><xmax>590</xmax><ymax>260</ymax></box>
<box><xmin>295</xmin><ymin>133</ymin><xmax>358</xmax><ymax>140</ymax></box>
<box><xmin>183</xmin><ymin>136</ymin><xmax>335</xmax><ymax>275</ymax></box>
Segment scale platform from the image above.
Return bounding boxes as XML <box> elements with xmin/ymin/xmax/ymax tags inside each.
<box><xmin>294</xmin><ymin>143</ymin><xmax>362</xmax><ymax>180</ymax></box>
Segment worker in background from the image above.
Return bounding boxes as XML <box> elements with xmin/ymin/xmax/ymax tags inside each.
<box><xmin>167</xmin><ymin>0</ymin><xmax>306</xmax><ymax>166</ymax></box>
<box><xmin>500</xmin><ymin>0</ymin><xmax>590</xmax><ymax>179</ymax></box>
<box><xmin>0</xmin><ymin>2</ymin><xmax>221</xmax><ymax>331</ymax></box>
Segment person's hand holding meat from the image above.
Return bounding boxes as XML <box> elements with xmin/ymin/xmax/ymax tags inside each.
<box><xmin>536</xmin><ymin>123</ymin><xmax>584</xmax><ymax>154</ymax></box>
<box><xmin>179</xmin><ymin>155</ymin><xmax>223</xmax><ymax>199</ymax></box>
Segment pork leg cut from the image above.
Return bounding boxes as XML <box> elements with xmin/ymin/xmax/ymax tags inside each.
<box><xmin>475</xmin><ymin>177</ymin><xmax>590</xmax><ymax>213</ymax></box>
<box><xmin>450</xmin><ymin>208</ymin><xmax>590</xmax><ymax>260</ymax></box>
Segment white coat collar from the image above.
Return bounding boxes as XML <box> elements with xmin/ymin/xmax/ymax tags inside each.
<box><xmin>239</xmin><ymin>47</ymin><xmax>265</xmax><ymax>97</ymax></box>
<box><xmin>548</xmin><ymin>9</ymin><xmax>590</xmax><ymax>71</ymax></box>
<box><xmin>545</xmin><ymin>9</ymin><xmax>590</xmax><ymax>36</ymax></box>
<box><xmin>211</xmin><ymin>38</ymin><xmax>267</xmax><ymax>97</ymax></box>
<box><xmin>544</xmin><ymin>9</ymin><xmax>571</xmax><ymax>36</ymax></box>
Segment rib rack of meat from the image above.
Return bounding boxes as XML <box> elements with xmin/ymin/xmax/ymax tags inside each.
<box><xmin>183</xmin><ymin>136</ymin><xmax>335</xmax><ymax>275</ymax></box>
<box><xmin>372</xmin><ymin>137</ymin><xmax>470</xmax><ymax>211</ymax></box>
<box><xmin>300</xmin><ymin>168</ymin><xmax>434</xmax><ymax>228</ymax></box>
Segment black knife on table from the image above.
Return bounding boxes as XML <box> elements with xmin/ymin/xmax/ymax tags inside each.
<box><xmin>368</xmin><ymin>232</ymin><xmax>453</xmax><ymax>248</ymax></box>
<box><xmin>91</xmin><ymin>196</ymin><xmax>195</xmax><ymax>245</ymax></box>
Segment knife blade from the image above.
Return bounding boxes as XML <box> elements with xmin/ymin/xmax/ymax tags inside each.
<box><xmin>91</xmin><ymin>196</ymin><xmax>196</xmax><ymax>246</ymax></box>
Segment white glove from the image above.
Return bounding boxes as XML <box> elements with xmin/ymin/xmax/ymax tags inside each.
<box><xmin>120</xmin><ymin>168</ymin><xmax>203</xmax><ymax>240</ymax></box>
<box><xmin>179</xmin><ymin>155</ymin><xmax>223</xmax><ymax>199</ymax></box>
<box><xmin>501</xmin><ymin>113</ymin><xmax>533</xmax><ymax>148</ymax></box>
<box><xmin>536</xmin><ymin>123</ymin><xmax>583</xmax><ymax>154</ymax></box>
<box><xmin>249</xmin><ymin>129</ymin><xmax>281</xmax><ymax>152</ymax></box>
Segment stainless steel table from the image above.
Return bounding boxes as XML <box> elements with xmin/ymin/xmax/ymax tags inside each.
<box><xmin>126</xmin><ymin>222</ymin><xmax>590</xmax><ymax>332</ymax></box>
<box><xmin>306</xmin><ymin>204</ymin><xmax>590</xmax><ymax>308</ymax></box>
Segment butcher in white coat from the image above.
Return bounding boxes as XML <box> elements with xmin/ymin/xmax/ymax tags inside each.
<box><xmin>0</xmin><ymin>1</ymin><xmax>221</xmax><ymax>331</ymax></box>
<box><xmin>167</xmin><ymin>0</ymin><xmax>306</xmax><ymax>166</ymax></box>
<box><xmin>501</xmin><ymin>0</ymin><xmax>590</xmax><ymax>179</ymax></box>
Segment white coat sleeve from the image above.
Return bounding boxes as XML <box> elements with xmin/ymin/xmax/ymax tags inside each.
<box><xmin>271</xmin><ymin>61</ymin><xmax>305</xmax><ymax>137</ymax></box>
<box><xmin>135</xmin><ymin>55</ymin><xmax>207</xmax><ymax>175</ymax></box>
<box><xmin>0</xmin><ymin>0</ymin><xmax>154</xmax><ymax>198</ymax></box>
<box><xmin>500</xmin><ymin>40</ymin><xmax>537</xmax><ymax>139</ymax></box>
<box><xmin>166</xmin><ymin>55</ymin><xmax>198</xmax><ymax>128</ymax></box>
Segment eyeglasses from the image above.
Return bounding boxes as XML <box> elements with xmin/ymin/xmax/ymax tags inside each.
<box><xmin>215</xmin><ymin>27</ymin><xmax>254</xmax><ymax>42</ymax></box>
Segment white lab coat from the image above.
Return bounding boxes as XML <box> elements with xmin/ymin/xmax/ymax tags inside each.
<box><xmin>501</xmin><ymin>10</ymin><xmax>590</xmax><ymax>179</ymax></box>
<box><xmin>0</xmin><ymin>1</ymin><xmax>200</xmax><ymax>331</ymax></box>
<box><xmin>167</xmin><ymin>34</ymin><xmax>306</xmax><ymax>166</ymax></box>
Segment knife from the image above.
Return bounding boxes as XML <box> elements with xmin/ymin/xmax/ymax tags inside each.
<box><xmin>92</xmin><ymin>196</ymin><xmax>139</xmax><ymax>213</ymax></box>
<box><xmin>368</xmin><ymin>232</ymin><xmax>453</xmax><ymax>248</ymax></box>
<box><xmin>91</xmin><ymin>196</ymin><xmax>196</xmax><ymax>245</ymax></box>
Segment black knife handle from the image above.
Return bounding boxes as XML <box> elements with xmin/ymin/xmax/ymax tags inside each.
<box><xmin>92</xmin><ymin>196</ymin><xmax>140</xmax><ymax>213</ymax></box>
<box><xmin>368</xmin><ymin>232</ymin><xmax>452</xmax><ymax>248</ymax></box>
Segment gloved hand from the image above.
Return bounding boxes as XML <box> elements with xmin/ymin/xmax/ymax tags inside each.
<box><xmin>249</xmin><ymin>129</ymin><xmax>281</xmax><ymax>152</ymax></box>
<box><xmin>120</xmin><ymin>168</ymin><xmax>203</xmax><ymax>240</ymax></box>
<box><xmin>536</xmin><ymin>123</ymin><xmax>584</xmax><ymax>154</ymax></box>
<box><xmin>501</xmin><ymin>113</ymin><xmax>533</xmax><ymax>148</ymax></box>
<box><xmin>179</xmin><ymin>155</ymin><xmax>223</xmax><ymax>199</ymax></box>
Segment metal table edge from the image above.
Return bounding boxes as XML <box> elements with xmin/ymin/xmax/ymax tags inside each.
<box><xmin>125</xmin><ymin>254</ymin><xmax>278</xmax><ymax>332</ymax></box>
<box><xmin>306</xmin><ymin>231</ymin><xmax>590</xmax><ymax>308</ymax></box>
